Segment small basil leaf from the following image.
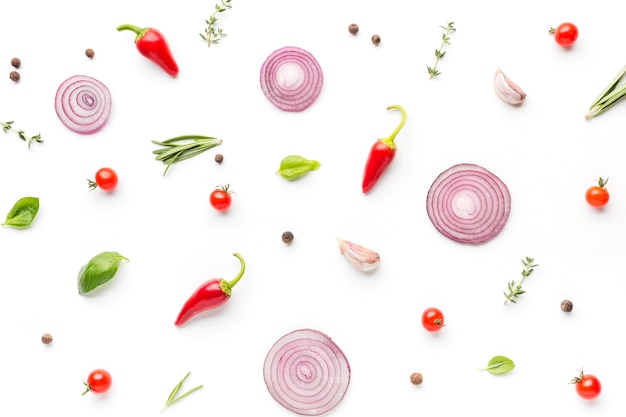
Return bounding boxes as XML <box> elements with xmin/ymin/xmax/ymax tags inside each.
<box><xmin>2</xmin><ymin>196</ymin><xmax>40</xmax><ymax>229</ymax></box>
<box><xmin>277</xmin><ymin>155</ymin><xmax>320</xmax><ymax>181</ymax></box>
<box><xmin>78</xmin><ymin>251</ymin><xmax>129</xmax><ymax>295</ymax></box>
<box><xmin>482</xmin><ymin>355</ymin><xmax>515</xmax><ymax>375</ymax></box>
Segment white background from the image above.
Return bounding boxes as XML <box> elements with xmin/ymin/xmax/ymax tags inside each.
<box><xmin>1</xmin><ymin>1</ymin><xmax>625</xmax><ymax>416</ymax></box>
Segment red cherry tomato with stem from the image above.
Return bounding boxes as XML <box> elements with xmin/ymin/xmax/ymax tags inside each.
<box><xmin>210</xmin><ymin>184</ymin><xmax>234</xmax><ymax>211</ymax></box>
<box><xmin>571</xmin><ymin>369</ymin><xmax>601</xmax><ymax>400</ymax></box>
<box><xmin>421</xmin><ymin>307</ymin><xmax>445</xmax><ymax>332</ymax></box>
<box><xmin>88</xmin><ymin>167</ymin><xmax>118</xmax><ymax>192</ymax></box>
<box><xmin>82</xmin><ymin>369</ymin><xmax>112</xmax><ymax>396</ymax></box>
<box><xmin>550</xmin><ymin>22</ymin><xmax>579</xmax><ymax>47</ymax></box>
<box><xmin>585</xmin><ymin>177</ymin><xmax>609</xmax><ymax>207</ymax></box>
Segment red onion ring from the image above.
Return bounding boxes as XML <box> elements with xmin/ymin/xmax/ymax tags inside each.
<box><xmin>426</xmin><ymin>163</ymin><xmax>511</xmax><ymax>244</ymax></box>
<box><xmin>260</xmin><ymin>46</ymin><xmax>323</xmax><ymax>112</ymax></box>
<box><xmin>54</xmin><ymin>75</ymin><xmax>112</xmax><ymax>134</ymax></box>
<box><xmin>263</xmin><ymin>329</ymin><xmax>350</xmax><ymax>416</ymax></box>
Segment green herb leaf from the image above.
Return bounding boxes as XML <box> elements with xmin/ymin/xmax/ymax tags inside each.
<box><xmin>161</xmin><ymin>371</ymin><xmax>203</xmax><ymax>413</ymax></box>
<box><xmin>480</xmin><ymin>355</ymin><xmax>515</xmax><ymax>375</ymax></box>
<box><xmin>78</xmin><ymin>251</ymin><xmax>129</xmax><ymax>295</ymax></box>
<box><xmin>2</xmin><ymin>196</ymin><xmax>39</xmax><ymax>229</ymax></box>
<box><xmin>277</xmin><ymin>155</ymin><xmax>320</xmax><ymax>181</ymax></box>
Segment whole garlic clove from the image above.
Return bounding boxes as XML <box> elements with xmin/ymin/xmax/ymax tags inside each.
<box><xmin>494</xmin><ymin>68</ymin><xmax>527</xmax><ymax>105</ymax></box>
<box><xmin>338</xmin><ymin>238</ymin><xmax>380</xmax><ymax>272</ymax></box>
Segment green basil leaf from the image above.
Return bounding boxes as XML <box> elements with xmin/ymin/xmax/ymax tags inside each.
<box><xmin>276</xmin><ymin>155</ymin><xmax>320</xmax><ymax>181</ymax></box>
<box><xmin>2</xmin><ymin>196</ymin><xmax>39</xmax><ymax>229</ymax></box>
<box><xmin>482</xmin><ymin>355</ymin><xmax>515</xmax><ymax>375</ymax></box>
<box><xmin>78</xmin><ymin>251</ymin><xmax>129</xmax><ymax>295</ymax></box>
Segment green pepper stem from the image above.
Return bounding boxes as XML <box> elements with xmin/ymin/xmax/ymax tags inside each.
<box><xmin>226</xmin><ymin>253</ymin><xmax>246</xmax><ymax>289</ymax></box>
<box><xmin>381</xmin><ymin>104</ymin><xmax>407</xmax><ymax>149</ymax></box>
<box><xmin>116</xmin><ymin>24</ymin><xmax>148</xmax><ymax>41</ymax></box>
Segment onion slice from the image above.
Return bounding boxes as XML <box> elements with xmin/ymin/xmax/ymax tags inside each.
<box><xmin>260</xmin><ymin>46</ymin><xmax>323</xmax><ymax>112</ymax></box>
<box><xmin>426</xmin><ymin>163</ymin><xmax>511</xmax><ymax>244</ymax></box>
<box><xmin>263</xmin><ymin>329</ymin><xmax>350</xmax><ymax>416</ymax></box>
<box><xmin>54</xmin><ymin>75</ymin><xmax>112</xmax><ymax>134</ymax></box>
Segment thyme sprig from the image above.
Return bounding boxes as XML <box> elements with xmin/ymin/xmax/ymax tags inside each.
<box><xmin>200</xmin><ymin>0</ymin><xmax>232</xmax><ymax>47</ymax></box>
<box><xmin>503</xmin><ymin>257</ymin><xmax>538</xmax><ymax>305</ymax></box>
<box><xmin>427</xmin><ymin>22</ymin><xmax>456</xmax><ymax>79</ymax></box>
<box><xmin>1</xmin><ymin>121</ymin><xmax>42</xmax><ymax>149</ymax></box>
<box><xmin>152</xmin><ymin>135</ymin><xmax>223</xmax><ymax>176</ymax></box>
<box><xmin>161</xmin><ymin>371</ymin><xmax>203</xmax><ymax>413</ymax></box>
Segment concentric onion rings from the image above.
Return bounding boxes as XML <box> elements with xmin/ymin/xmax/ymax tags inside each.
<box><xmin>54</xmin><ymin>75</ymin><xmax>112</xmax><ymax>134</ymax></box>
<box><xmin>263</xmin><ymin>329</ymin><xmax>350</xmax><ymax>416</ymax></box>
<box><xmin>426</xmin><ymin>163</ymin><xmax>511</xmax><ymax>244</ymax></box>
<box><xmin>260</xmin><ymin>46</ymin><xmax>323</xmax><ymax>112</ymax></box>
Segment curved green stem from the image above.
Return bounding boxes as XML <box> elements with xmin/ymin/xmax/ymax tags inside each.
<box><xmin>117</xmin><ymin>24</ymin><xmax>148</xmax><ymax>41</ymax></box>
<box><xmin>221</xmin><ymin>253</ymin><xmax>246</xmax><ymax>295</ymax></box>
<box><xmin>380</xmin><ymin>104</ymin><xmax>407</xmax><ymax>149</ymax></box>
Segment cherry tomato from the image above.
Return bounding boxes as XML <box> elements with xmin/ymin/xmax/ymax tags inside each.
<box><xmin>210</xmin><ymin>184</ymin><xmax>233</xmax><ymax>211</ymax></box>
<box><xmin>551</xmin><ymin>22</ymin><xmax>578</xmax><ymax>47</ymax></box>
<box><xmin>571</xmin><ymin>370</ymin><xmax>601</xmax><ymax>400</ymax></box>
<box><xmin>88</xmin><ymin>167</ymin><xmax>118</xmax><ymax>192</ymax></box>
<box><xmin>421</xmin><ymin>307</ymin><xmax>445</xmax><ymax>332</ymax></box>
<box><xmin>82</xmin><ymin>368</ymin><xmax>112</xmax><ymax>396</ymax></box>
<box><xmin>585</xmin><ymin>177</ymin><xmax>609</xmax><ymax>207</ymax></box>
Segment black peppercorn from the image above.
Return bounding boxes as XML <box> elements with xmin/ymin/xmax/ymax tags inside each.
<box><xmin>561</xmin><ymin>299</ymin><xmax>573</xmax><ymax>313</ymax></box>
<box><xmin>215</xmin><ymin>154</ymin><xmax>224</xmax><ymax>164</ymax></box>
<box><xmin>348</xmin><ymin>23</ymin><xmax>359</xmax><ymax>35</ymax></box>
<box><xmin>410</xmin><ymin>372</ymin><xmax>423</xmax><ymax>385</ymax></box>
<box><xmin>41</xmin><ymin>333</ymin><xmax>53</xmax><ymax>344</ymax></box>
<box><xmin>372</xmin><ymin>34</ymin><xmax>381</xmax><ymax>45</ymax></box>
<box><xmin>11</xmin><ymin>57</ymin><xmax>21</xmax><ymax>68</ymax></box>
<box><xmin>9</xmin><ymin>71</ymin><xmax>20</xmax><ymax>82</ymax></box>
<box><xmin>282</xmin><ymin>231</ymin><xmax>294</xmax><ymax>244</ymax></box>
<box><xmin>85</xmin><ymin>48</ymin><xmax>95</xmax><ymax>58</ymax></box>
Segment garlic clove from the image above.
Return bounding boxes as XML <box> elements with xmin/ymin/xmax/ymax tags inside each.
<box><xmin>338</xmin><ymin>238</ymin><xmax>380</xmax><ymax>272</ymax></box>
<box><xmin>494</xmin><ymin>68</ymin><xmax>527</xmax><ymax>105</ymax></box>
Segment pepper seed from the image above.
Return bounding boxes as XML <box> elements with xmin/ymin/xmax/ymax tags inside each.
<box><xmin>561</xmin><ymin>299</ymin><xmax>573</xmax><ymax>313</ymax></box>
<box><xmin>214</xmin><ymin>154</ymin><xmax>224</xmax><ymax>164</ymax></box>
<box><xmin>348</xmin><ymin>23</ymin><xmax>359</xmax><ymax>35</ymax></box>
<box><xmin>11</xmin><ymin>57</ymin><xmax>21</xmax><ymax>68</ymax></box>
<box><xmin>410</xmin><ymin>372</ymin><xmax>423</xmax><ymax>385</ymax></box>
<box><xmin>9</xmin><ymin>71</ymin><xmax>20</xmax><ymax>82</ymax></box>
<box><xmin>41</xmin><ymin>333</ymin><xmax>53</xmax><ymax>344</ymax></box>
<box><xmin>282</xmin><ymin>231</ymin><xmax>294</xmax><ymax>244</ymax></box>
<box><xmin>85</xmin><ymin>48</ymin><xmax>95</xmax><ymax>59</ymax></box>
<box><xmin>372</xmin><ymin>34</ymin><xmax>381</xmax><ymax>46</ymax></box>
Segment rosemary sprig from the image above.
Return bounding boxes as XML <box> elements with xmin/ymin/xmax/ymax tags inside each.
<box><xmin>1</xmin><ymin>120</ymin><xmax>42</xmax><ymax>149</ymax></box>
<box><xmin>427</xmin><ymin>22</ymin><xmax>456</xmax><ymax>79</ymax></box>
<box><xmin>200</xmin><ymin>0</ymin><xmax>232</xmax><ymax>47</ymax></box>
<box><xmin>152</xmin><ymin>135</ymin><xmax>223</xmax><ymax>176</ymax></box>
<box><xmin>503</xmin><ymin>257</ymin><xmax>538</xmax><ymax>305</ymax></box>
<box><xmin>161</xmin><ymin>371</ymin><xmax>203</xmax><ymax>413</ymax></box>
<box><xmin>586</xmin><ymin>64</ymin><xmax>626</xmax><ymax>120</ymax></box>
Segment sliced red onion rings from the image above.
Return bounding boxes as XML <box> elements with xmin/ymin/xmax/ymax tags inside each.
<box><xmin>426</xmin><ymin>163</ymin><xmax>511</xmax><ymax>244</ymax></box>
<box><xmin>263</xmin><ymin>329</ymin><xmax>350</xmax><ymax>416</ymax></box>
<box><xmin>260</xmin><ymin>46</ymin><xmax>323</xmax><ymax>112</ymax></box>
<box><xmin>54</xmin><ymin>75</ymin><xmax>112</xmax><ymax>134</ymax></box>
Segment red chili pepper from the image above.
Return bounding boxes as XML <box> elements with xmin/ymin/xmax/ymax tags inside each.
<box><xmin>175</xmin><ymin>253</ymin><xmax>245</xmax><ymax>326</ymax></box>
<box><xmin>361</xmin><ymin>104</ymin><xmax>408</xmax><ymax>194</ymax></box>
<box><xmin>117</xmin><ymin>24</ymin><xmax>179</xmax><ymax>77</ymax></box>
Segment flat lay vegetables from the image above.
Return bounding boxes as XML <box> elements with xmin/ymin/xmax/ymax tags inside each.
<box><xmin>260</xmin><ymin>46</ymin><xmax>323</xmax><ymax>112</ymax></box>
<box><xmin>263</xmin><ymin>329</ymin><xmax>350</xmax><ymax>416</ymax></box>
<box><xmin>585</xmin><ymin>177</ymin><xmax>609</xmax><ymax>207</ymax></box>
<box><xmin>479</xmin><ymin>356</ymin><xmax>515</xmax><ymax>375</ymax></box>
<box><xmin>151</xmin><ymin>135</ymin><xmax>223</xmax><ymax>176</ymax></box>
<box><xmin>494</xmin><ymin>68</ymin><xmax>526</xmax><ymax>105</ymax></box>
<box><xmin>550</xmin><ymin>22</ymin><xmax>579</xmax><ymax>48</ymax></box>
<box><xmin>1</xmin><ymin>120</ymin><xmax>42</xmax><ymax>148</ymax></box>
<box><xmin>161</xmin><ymin>371</ymin><xmax>203</xmax><ymax>413</ymax></box>
<box><xmin>586</xmin><ymin>64</ymin><xmax>626</xmax><ymax>120</ymax></box>
<box><xmin>209</xmin><ymin>184</ymin><xmax>233</xmax><ymax>211</ymax></box>
<box><xmin>77</xmin><ymin>251</ymin><xmax>129</xmax><ymax>295</ymax></box>
<box><xmin>2</xmin><ymin>196</ymin><xmax>39</xmax><ymax>229</ymax></box>
<box><xmin>117</xmin><ymin>24</ymin><xmax>179</xmax><ymax>77</ymax></box>
<box><xmin>426</xmin><ymin>163</ymin><xmax>511</xmax><ymax>244</ymax></box>
<box><xmin>82</xmin><ymin>369</ymin><xmax>112</xmax><ymax>396</ymax></box>
<box><xmin>337</xmin><ymin>238</ymin><xmax>380</xmax><ymax>272</ymax></box>
<box><xmin>427</xmin><ymin>22</ymin><xmax>456</xmax><ymax>79</ymax></box>
<box><xmin>277</xmin><ymin>155</ymin><xmax>320</xmax><ymax>180</ymax></box>
<box><xmin>421</xmin><ymin>307</ymin><xmax>445</xmax><ymax>332</ymax></box>
<box><xmin>361</xmin><ymin>104</ymin><xmax>407</xmax><ymax>194</ymax></box>
<box><xmin>571</xmin><ymin>369</ymin><xmax>601</xmax><ymax>400</ymax></box>
<box><xmin>200</xmin><ymin>0</ymin><xmax>232</xmax><ymax>47</ymax></box>
<box><xmin>503</xmin><ymin>257</ymin><xmax>538</xmax><ymax>305</ymax></box>
<box><xmin>54</xmin><ymin>75</ymin><xmax>112</xmax><ymax>134</ymax></box>
<box><xmin>174</xmin><ymin>253</ymin><xmax>246</xmax><ymax>326</ymax></box>
<box><xmin>88</xmin><ymin>167</ymin><xmax>118</xmax><ymax>192</ymax></box>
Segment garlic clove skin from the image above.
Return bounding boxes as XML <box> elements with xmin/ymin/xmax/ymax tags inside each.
<box><xmin>494</xmin><ymin>68</ymin><xmax>527</xmax><ymax>105</ymax></box>
<box><xmin>338</xmin><ymin>239</ymin><xmax>380</xmax><ymax>272</ymax></box>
